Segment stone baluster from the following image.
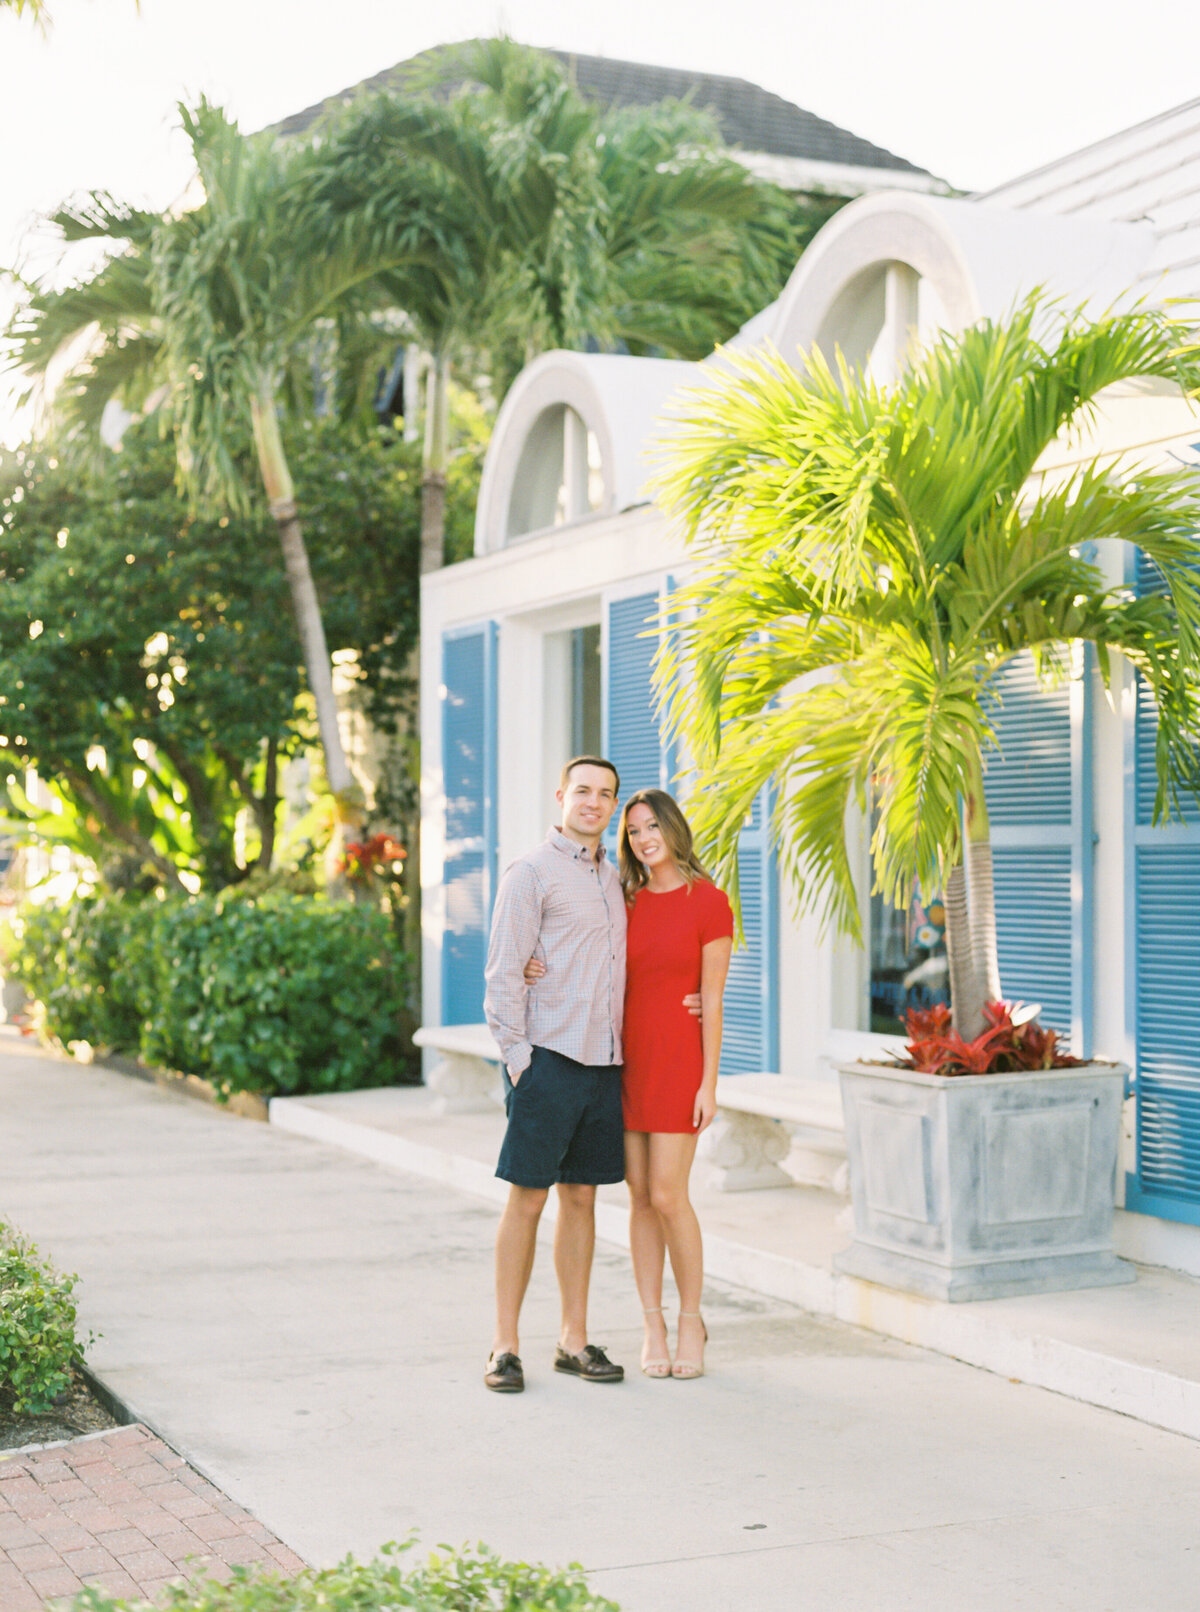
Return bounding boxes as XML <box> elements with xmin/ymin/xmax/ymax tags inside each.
<box><xmin>700</xmin><ymin>1110</ymin><xmax>792</xmax><ymax>1191</ymax></box>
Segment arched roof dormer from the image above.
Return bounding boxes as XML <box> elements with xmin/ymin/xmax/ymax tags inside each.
<box><xmin>768</xmin><ymin>190</ymin><xmax>1157</xmax><ymax>377</ymax></box>
<box><xmin>474</xmin><ymin>351</ymin><xmax>697</xmax><ymax>556</ymax></box>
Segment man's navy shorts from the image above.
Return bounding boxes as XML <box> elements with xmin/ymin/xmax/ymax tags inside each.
<box><xmin>495</xmin><ymin>1045</ymin><xmax>625</xmax><ymax>1189</ymax></box>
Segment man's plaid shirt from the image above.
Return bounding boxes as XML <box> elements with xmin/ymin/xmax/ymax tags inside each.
<box><xmin>484</xmin><ymin>828</ymin><xmax>626</xmax><ymax>1077</ymax></box>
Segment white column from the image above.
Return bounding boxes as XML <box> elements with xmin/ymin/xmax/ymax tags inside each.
<box><xmin>881</xmin><ymin>262</ymin><xmax>920</xmax><ymax>384</ymax></box>
<box><xmin>562</xmin><ymin>407</ymin><xmax>589</xmax><ymax>522</ymax></box>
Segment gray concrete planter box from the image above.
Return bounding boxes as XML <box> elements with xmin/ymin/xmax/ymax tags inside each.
<box><xmin>834</xmin><ymin>1060</ymin><xmax>1135</xmax><ymax>1302</ymax></box>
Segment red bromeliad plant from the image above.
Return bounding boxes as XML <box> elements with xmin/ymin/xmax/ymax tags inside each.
<box><xmin>901</xmin><ymin>1001</ymin><xmax>1081</xmax><ymax>1078</ymax></box>
<box><xmin>338</xmin><ymin>832</ymin><xmax>406</xmax><ymax>887</ymax></box>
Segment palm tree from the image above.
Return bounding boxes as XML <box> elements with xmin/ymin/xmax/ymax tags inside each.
<box><xmin>315</xmin><ymin>38</ymin><xmax>800</xmax><ymax>571</ymax></box>
<box><xmin>5</xmin><ymin>99</ymin><xmax>408</xmax><ymax>828</ymax></box>
<box><xmin>655</xmin><ymin>298</ymin><xmax>1200</xmax><ymax>1039</ymax></box>
<box><xmin>591</xmin><ymin>96</ymin><xmax>802</xmax><ymax>362</ymax></box>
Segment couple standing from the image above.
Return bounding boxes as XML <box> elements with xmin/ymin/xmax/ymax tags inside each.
<box><xmin>482</xmin><ymin>755</ymin><xmax>733</xmax><ymax>1393</ymax></box>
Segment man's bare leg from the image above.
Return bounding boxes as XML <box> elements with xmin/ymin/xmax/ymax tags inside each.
<box><xmin>554</xmin><ymin>1181</ymin><xmax>596</xmax><ymax>1353</ymax></box>
<box><xmin>492</xmin><ymin>1183</ymin><xmax>549</xmax><ymax>1357</ymax></box>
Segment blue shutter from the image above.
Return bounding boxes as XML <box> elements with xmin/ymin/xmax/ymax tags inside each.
<box><xmin>603</xmin><ymin>590</ymin><xmax>672</xmax><ymax>797</ymax></box>
<box><xmin>720</xmin><ymin>790</ymin><xmax>780</xmax><ymax>1075</ymax></box>
<box><xmin>441</xmin><ymin>623</ymin><xmax>497</xmax><ymax>1025</ymax></box>
<box><xmin>983</xmin><ymin>651</ymin><xmax>1092</xmax><ymax>1047</ymax></box>
<box><xmin>603</xmin><ymin>586</ymin><xmax>778</xmax><ymax>1075</ymax></box>
<box><xmin>1125</xmin><ymin>551</ymin><xmax>1200</xmax><ymax>1224</ymax></box>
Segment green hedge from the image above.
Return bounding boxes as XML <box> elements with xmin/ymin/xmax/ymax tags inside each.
<box><xmin>0</xmin><ymin>1221</ymin><xmax>91</xmax><ymax>1414</ymax></box>
<box><xmin>67</xmin><ymin>1544</ymin><xmax>620</xmax><ymax>1612</ymax></box>
<box><xmin>10</xmin><ymin>892</ymin><xmax>415</xmax><ymax>1098</ymax></box>
<box><xmin>13</xmin><ymin>892</ymin><xmax>150</xmax><ymax>1052</ymax></box>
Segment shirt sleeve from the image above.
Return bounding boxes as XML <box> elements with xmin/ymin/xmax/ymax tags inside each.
<box><xmin>698</xmin><ymin>881</ymin><xmax>735</xmax><ymax>945</ymax></box>
<box><xmin>484</xmin><ymin>860</ymin><xmax>543</xmax><ymax>1077</ymax></box>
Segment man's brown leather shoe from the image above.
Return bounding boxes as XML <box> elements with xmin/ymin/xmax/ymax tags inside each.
<box><xmin>485</xmin><ymin>1351</ymin><xmax>525</xmax><ymax>1392</ymax></box>
<box><xmin>553</xmin><ymin>1343</ymin><xmax>624</xmax><ymax>1382</ymax></box>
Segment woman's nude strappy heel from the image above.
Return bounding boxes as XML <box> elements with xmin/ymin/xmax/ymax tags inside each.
<box><xmin>640</xmin><ymin>1307</ymin><xmax>672</xmax><ymax>1378</ymax></box>
<box><xmin>673</xmin><ymin>1310</ymin><xmax>707</xmax><ymax>1379</ymax></box>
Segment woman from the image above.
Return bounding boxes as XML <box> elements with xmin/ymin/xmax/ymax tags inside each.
<box><xmin>525</xmin><ymin>788</ymin><xmax>733</xmax><ymax>1378</ymax></box>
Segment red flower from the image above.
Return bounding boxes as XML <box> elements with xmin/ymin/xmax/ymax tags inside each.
<box><xmin>337</xmin><ymin>832</ymin><xmax>407</xmax><ymax>882</ymax></box>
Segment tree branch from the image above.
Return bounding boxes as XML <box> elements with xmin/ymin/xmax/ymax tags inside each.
<box><xmin>61</xmin><ymin>766</ymin><xmax>187</xmax><ymax>891</ymax></box>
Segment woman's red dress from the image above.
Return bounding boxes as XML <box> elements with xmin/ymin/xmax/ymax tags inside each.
<box><xmin>622</xmin><ymin>878</ymin><xmax>734</xmax><ymax>1133</ymax></box>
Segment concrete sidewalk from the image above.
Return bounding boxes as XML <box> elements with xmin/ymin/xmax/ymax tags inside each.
<box><xmin>4</xmin><ymin>1033</ymin><xmax>1200</xmax><ymax>1612</ymax></box>
<box><xmin>269</xmin><ymin>1084</ymin><xmax>1200</xmax><ymax>1444</ymax></box>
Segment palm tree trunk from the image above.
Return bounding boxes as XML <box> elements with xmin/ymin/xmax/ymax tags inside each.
<box><xmin>963</xmin><ymin>747</ymin><xmax>1001</xmax><ymax>1015</ymax></box>
<box><xmin>964</xmin><ymin>836</ymin><xmax>1002</xmax><ymax>1007</ymax></box>
<box><xmin>420</xmin><ymin>353</ymin><xmax>450</xmax><ymax>575</ymax></box>
<box><xmin>249</xmin><ymin>389</ymin><xmax>353</xmax><ymax>803</ymax></box>
<box><xmin>944</xmin><ymin>750</ymin><xmax>1002</xmax><ymax>1042</ymax></box>
<box><xmin>410</xmin><ymin>350</ymin><xmax>451</xmax><ymax>1011</ymax></box>
<box><xmin>942</xmin><ymin>854</ymin><xmax>982</xmax><ymax>1039</ymax></box>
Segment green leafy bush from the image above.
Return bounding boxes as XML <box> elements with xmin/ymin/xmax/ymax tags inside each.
<box><xmin>0</xmin><ymin>1222</ymin><xmax>90</xmax><ymax>1414</ymax></box>
<box><xmin>11</xmin><ymin>892</ymin><xmax>153</xmax><ymax>1053</ymax></box>
<box><xmin>68</xmin><ymin>1543</ymin><xmax>620</xmax><ymax>1612</ymax></box>
<box><xmin>11</xmin><ymin>892</ymin><xmax>415</xmax><ymax>1097</ymax></box>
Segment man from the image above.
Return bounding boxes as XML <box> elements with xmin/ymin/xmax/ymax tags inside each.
<box><xmin>482</xmin><ymin>756</ymin><xmax>629</xmax><ymax>1393</ymax></box>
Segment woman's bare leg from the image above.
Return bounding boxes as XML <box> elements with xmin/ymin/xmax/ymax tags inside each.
<box><xmin>647</xmin><ymin>1132</ymin><xmax>706</xmax><ymax>1374</ymax></box>
<box><xmin>625</xmin><ymin>1131</ymin><xmax>670</xmax><ymax>1372</ymax></box>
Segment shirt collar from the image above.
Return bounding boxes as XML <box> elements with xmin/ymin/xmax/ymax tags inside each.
<box><xmin>547</xmin><ymin>826</ymin><xmax>608</xmax><ymax>864</ymax></box>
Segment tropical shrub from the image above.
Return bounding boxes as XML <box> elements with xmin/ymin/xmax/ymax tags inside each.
<box><xmin>10</xmin><ymin>892</ymin><xmax>416</xmax><ymax>1095</ymax></box>
<box><xmin>9</xmin><ymin>892</ymin><xmax>152</xmax><ymax>1052</ymax></box>
<box><xmin>0</xmin><ymin>1222</ymin><xmax>91</xmax><ymax>1414</ymax></box>
<box><xmin>901</xmin><ymin>1001</ymin><xmax>1081</xmax><ymax>1077</ymax></box>
<box><xmin>64</xmin><ymin>1543</ymin><xmax>620</xmax><ymax>1612</ymax></box>
<box><xmin>134</xmin><ymin>893</ymin><xmax>413</xmax><ymax>1097</ymax></box>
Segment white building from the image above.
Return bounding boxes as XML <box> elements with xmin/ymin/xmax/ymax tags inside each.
<box><xmin>420</xmin><ymin>97</ymin><xmax>1200</xmax><ymax>1275</ymax></box>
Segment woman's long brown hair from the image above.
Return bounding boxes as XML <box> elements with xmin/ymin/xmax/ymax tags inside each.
<box><xmin>617</xmin><ymin>788</ymin><xmax>710</xmax><ymax>898</ymax></box>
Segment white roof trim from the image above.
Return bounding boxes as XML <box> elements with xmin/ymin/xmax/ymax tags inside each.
<box><xmin>737</xmin><ymin>150</ymin><xmax>948</xmax><ymax>198</ymax></box>
<box><xmin>977</xmin><ymin>96</ymin><xmax>1200</xmax><ymax>207</ymax></box>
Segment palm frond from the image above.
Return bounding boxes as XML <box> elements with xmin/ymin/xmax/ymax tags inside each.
<box><xmin>656</xmin><ymin>289</ymin><xmax>1200</xmax><ymax>941</ymax></box>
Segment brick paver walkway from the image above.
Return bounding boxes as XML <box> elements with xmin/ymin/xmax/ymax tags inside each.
<box><xmin>0</xmin><ymin>1425</ymin><xmax>305</xmax><ymax>1609</ymax></box>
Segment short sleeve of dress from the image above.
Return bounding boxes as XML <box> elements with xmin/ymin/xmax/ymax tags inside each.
<box><xmin>696</xmin><ymin>880</ymin><xmax>734</xmax><ymax>944</ymax></box>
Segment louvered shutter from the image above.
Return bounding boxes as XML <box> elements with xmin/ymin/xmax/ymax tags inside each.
<box><xmin>441</xmin><ymin>623</ymin><xmax>498</xmax><ymax>1024</ymax></box>
<box><xmin>983</xmin><ymin>650</ymin><xmax>1092</xmax><ymax>1047</ymax></box>
<box><xmin>720</xmin><ymin>790</ymin><xmax>780</xmax><ymax>1075</ymax></box>
<box><xmin>1125</xmin><ymin>552</ymin><xmax>1200</xmax><ymax>1224</ymax></box>
<box><xmin>603</xmin><ymin>589</ymin><xmax>673</xmax><ymax>799</ymax></box>
<box><xmin>603</xmin><ymin>585</ymin><xmax>777</xmax><ymax>1075</ymax></box>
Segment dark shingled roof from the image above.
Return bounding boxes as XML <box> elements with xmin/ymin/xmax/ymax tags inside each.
<box><xmin>274</xmin><ymin>42</ymin><xmax>931</xmax><ymax>180</ymax></box>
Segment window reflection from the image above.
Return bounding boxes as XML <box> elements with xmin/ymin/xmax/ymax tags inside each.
<box><xmin>869</xmin><ymin>882</ymin><xmax>949</xmax><ymax>1034</ymax></box>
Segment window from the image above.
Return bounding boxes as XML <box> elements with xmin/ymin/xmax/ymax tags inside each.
<box><xmin>542</xmin><ymin>618</ymin><xmax>603</xmax><ymax>806</ymax></box>
<box><xmin>505</xmin><ymin>406</ymin><xmax>604</xmax><ymax>541</ymax></box>
<box><xmin>570</xmin><ymin>625</ymin><xmax>602</xmax><ymax>756</ymax></box>
<box><xmin>834</xmin><ymin>805</ymin><xmax>949</xmax><ymax>1033</ymax></box>
<box><xmin>869</xmin><ymin>881</ymin><xmax>949</xmax><ymax>1034</ymax></box>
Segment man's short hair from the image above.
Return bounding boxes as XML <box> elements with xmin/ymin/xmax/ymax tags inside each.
<box><xmin>560</xmin><ymin>755</ymin><xmax>620</xmax><ymax>793</ymax></box>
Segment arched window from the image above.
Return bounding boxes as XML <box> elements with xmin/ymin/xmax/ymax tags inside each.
<box><xmin>505</xmin><ymin>405</ymin><xmax>604</xmax><ymax>541</ymax></box>
<box><xmin>812</xmin><ymin>261</ymin><xmax>950</xmax><ymax>383</ymax></box>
